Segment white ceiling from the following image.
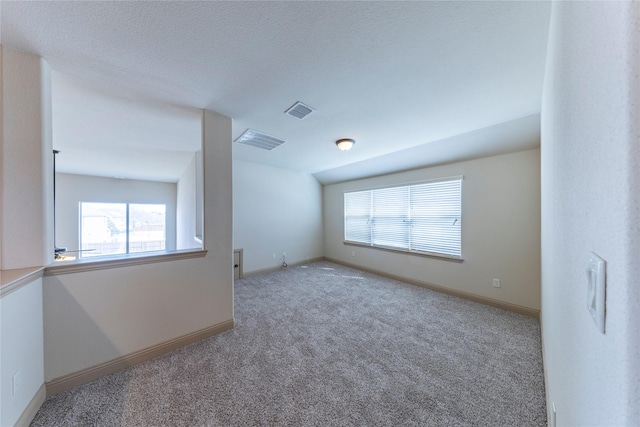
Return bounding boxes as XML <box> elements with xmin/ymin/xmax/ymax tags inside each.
<box><xmin>1</xmin><ymin>1</ymin><xmax>551</xmax><ymax>184</ymax></box>
<box><xmin>51</xmin><ymin>72</ymin><xmax>202</xmax><ymax>182</ymax></box>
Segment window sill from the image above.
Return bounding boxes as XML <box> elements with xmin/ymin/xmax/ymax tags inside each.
<box><xmin>343</xmin><ymin>241</ymin><xmax>463</xmax><ymax>262</ymax></box>
<box><xmin>45</xmin><ymin>249</ymin><xmax>208</xmax><ymax>276</ymax></box>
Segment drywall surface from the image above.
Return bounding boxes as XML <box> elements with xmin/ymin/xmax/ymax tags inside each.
<box><xmin>0</xmin><ymin>278</ymin><xmax>44</xmax><ymax>426</ymax></box>
<box><xmin>0</xmin><ymin>45</ymin><xmax>50</xmax><ymax>426</ymax></box>
<box><xmin>176</xmin><ymin>154</ymin><xmax>201</xmax><ymax>250</ymax></box>
<box><xmin>43</xmin><ymin>257</ymin><xmax>223</xmax><ymax>381</ymax></box>
<box><xmin>0</xmin><ymin>45</ymin><xmax>3</xmax><ymax>269</ymax></box>
<box><xmin>55</xmin><ymin>173</ymin><xmax>178</xmax><ymax>253</ymax></box>
<box><xmin>1</xmin><ymin>45</ymin><xmax>53</xmax><ymax>269</ymax></box>
<box><xmin>324</xmin><ymin>149</ymin><xmax>541</xmax><ymax>310</ymax></box>
<box><xmin>540</xmin><ymin>2</ymin><xmax>640</xmax><ymax>425</ymax></box>
<box><xmin>43</xmin><ymin>110</ymin><xmax>234</xmax><ymax>382</ymax></box>
<box><xmin>41</xmin><ymin>56</ymin><xmax>55</xmax><ymax>267</ymax></box>
<box><xmin>233</xmin><ymin>160</ymin><xmax>323</xmax><ymax>273</ymax></box>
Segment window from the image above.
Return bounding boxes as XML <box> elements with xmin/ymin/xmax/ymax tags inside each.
<box><xmin>80</xmin><ymin>202</ymin><xmax>166</xmax><ymax>258</ymax></box>
<box><xmin>344</xmin><ymin>177</ymin><xmax>462</xmax><ymax>259</ymax></box>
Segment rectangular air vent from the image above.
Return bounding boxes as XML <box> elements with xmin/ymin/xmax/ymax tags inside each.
<box><xmin>285</xmin><ymin>101</ymin><xmax>315</xmax><ymax>120</ymax></box>
<box><xmin>235</xmin><ymin>129</ymin><xmax>285</xmax><ymax>151</ymax></box>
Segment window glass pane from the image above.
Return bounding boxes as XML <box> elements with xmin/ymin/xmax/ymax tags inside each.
<box><xmin>345</xmin><ymin>191</ymin><xmax>372</xmax><ymax>244</ymax></box>
<box><xmin>410</xmin><ymin>180</ymin><xmax>461</xmax><ymax>257</ymax></box>
<box><xmin>344</xmin><ymin>178</ymin><xmax>462</xmax><ymax>259</ymax></box>
<box><xmin>129</xmin><ymin>204</ymin><xmax>166</xmax><ymax>253</ymax></box>
<box><xmin>372</xmin><ymin>186</ymin><xmax>409</xmax><ymax>249</ymax></box>
<box><xmin>80</xmin><ymin>202</ymin><xmax>127</xmax><ymax>257</ymax></box>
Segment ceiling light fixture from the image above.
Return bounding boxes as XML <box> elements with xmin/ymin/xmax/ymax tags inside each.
<box><xmin>336</xmin><ymin>138</ymin><xmax>355</xmax><ymax>152</ymax></box>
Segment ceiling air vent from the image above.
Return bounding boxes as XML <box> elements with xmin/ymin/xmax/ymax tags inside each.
<box><xmin>235</xmin><ymin>129</ymin><xmax>285</xmax><ymax>151</ymax></box>
<box><xmin>285</xmin><ymin>101</ymin><xmax>315</xmax><ymax>120</ymax></box>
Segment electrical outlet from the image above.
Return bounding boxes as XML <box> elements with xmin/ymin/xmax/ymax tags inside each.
<box><xmin>12</xmin><ymin>370</ymin><xmax>21</xmax><ymax>397</ymax></box>
<box><xmin>492</xmin><ymin>278</ymin><xmax>501</xmax><ymax>288</ymax></box>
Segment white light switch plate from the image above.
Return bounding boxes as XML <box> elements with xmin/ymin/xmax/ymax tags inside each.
<box><xmin>587</xmin><ymin>252</ymin><xmax>606</xmax><ymax>334</ymax></box>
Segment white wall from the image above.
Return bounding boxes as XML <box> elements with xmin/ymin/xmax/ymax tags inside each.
<box><xmin>55</xmin><ymin>173</ymin><xmax>178</xmax><ymax>253</ymax></box>
<box><xmin>1</xmin><ymin>45</ymin><xmax>3</xmax><ymax>268</ymax></box>
<box><xmin>324</xmin><ymin>149</ymin><xmax>541</xmax><ymax>311</ymax></box>
<box><xmin>540</xmin><ymin>2</ymin><xmax>640</xmax><ymax>425</ymax></box>
<box><xmin>0</xmin><ymin>46</ymin><xmax>51</xmax><ymax>426</ymax></box>
<box><xmin>0</xmin><ymin>279</ymin><xmax>44</xmax><ymax>427</ymax></box>
<box><xmin>43</xmin><ymin>109</ymin><xmax>233</xmax><ymax>382</ymax></box>
<box><xmin>176</xmin><ymin>154</ymin><xmax>201</xmax><ymax>250</ymax></box>
<box><xmin>233</xmin><ymin>159</ymin><xmax>323</xmax><ymax>273</ymax></box>
<box><xmin>1</xmin><ymin>45</ymin><xmax>53</xmax><ymax>269</ymax></box>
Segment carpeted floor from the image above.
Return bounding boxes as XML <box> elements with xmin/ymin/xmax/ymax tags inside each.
<box><xmin>31</xmin><ymin>261</ymin><xmax>547</xmax><ymax>426</ymax></box>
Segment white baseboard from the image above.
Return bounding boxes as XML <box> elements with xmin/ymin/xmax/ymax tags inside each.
<box><xmin>15</xmin><ymin>383</ymin><xmax>46</xmax><ymax>427</ymax></box>
<box><xmin>46</xmin><ymin>319</ymin><xmax>235</xmax><ymax>397</ymax></box>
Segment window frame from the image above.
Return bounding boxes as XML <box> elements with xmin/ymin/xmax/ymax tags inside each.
<box><xmin>343</xmin><ymin>176</ymin><xmax>463</xmax><ymax>261</ymax></box>
<box><xmin>79</xmin><ymin>202</ymin><xmax>167</xmax><ymax>259</ymax></box>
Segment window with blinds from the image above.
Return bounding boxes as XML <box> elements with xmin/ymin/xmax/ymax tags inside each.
<box><xmin>344</xmin><ymin>177</ymin><xmax>462</xmax><ymax>259</ymax></box>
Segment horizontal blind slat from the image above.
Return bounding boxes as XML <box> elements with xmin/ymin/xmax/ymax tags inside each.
<box><xmin>345</xmin><ymin>178</ymin><xmax>461</xmax><ymax>258</ymax></box>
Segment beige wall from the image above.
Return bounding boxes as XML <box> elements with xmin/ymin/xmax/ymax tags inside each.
<box><xmin>43</xmin><ymin>110</ymin><xmax>233</xmax><ymax>382</ymax></box>
<box><xmin>233</xmin><ymin>160</ymin><xmax>323</xmax><ymax>274</ymax></box>
<box><xmin>541</xmin><ymin>2</ymin><xmax>640</xmax><ymax>425</ymax></box>
<box><xmin>176</xmin><ymin>154</ymin><xmax>201</xmax><ymax>250</ymax></box>
<box><xmin>1</xmin><ymin>45</ymin><xmax>53</xmax><ymax>270</ymax></box>
<box><xmin>55</xmin><ymin>173</ymin><xmax>178</xmax><ymax>253</ymax></box>
<box><xmin>43</xmin><ymin>256</ymin><xmax>227</xmax><ymax>381</ymax></box>
<box><xmin>324</xmin><ymin>149</ymin><xmax>541</xmax><ymax>311</ymax></box>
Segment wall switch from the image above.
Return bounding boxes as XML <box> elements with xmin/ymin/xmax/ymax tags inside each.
<box><xmin>492</xmin><ymin>278</ymin><xmax>501</xmax><ymax>288</ymax></box>
<box><xmin>12</xmin><ymin>370</ymin><xmax>21</xmax><ymax>397</ymax></box>
<box><xmin>587</xmin><ymin>252</ymin><xmax>606</xmax><ymax>333</ymax></box>
<box><xmin>351</xmin><ymin>251</ymin><xmax>355</xmax><ymax>257</ymax></box>
<box><xmin>272</xmin><ymin>253</ymin><xmax>276</xmax><ymax>260</ymax></box>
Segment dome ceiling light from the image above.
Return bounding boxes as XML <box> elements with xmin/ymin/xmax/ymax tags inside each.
<box><xmin>336</xmin><ymin>138</ymin><xmax>355</xmax><ymax>151</ymax></box>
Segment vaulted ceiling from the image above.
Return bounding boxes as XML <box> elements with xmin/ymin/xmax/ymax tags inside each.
<box><xmin>1</xmin><ymin>1</ymin><xmax>551</xmax><ymax>184</ymax></box>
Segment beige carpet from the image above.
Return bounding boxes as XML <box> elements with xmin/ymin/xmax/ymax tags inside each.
<box><xmin>31</xmin><ymin>261</ymin><xmax>546</xmax><ymax>426</ymax></box>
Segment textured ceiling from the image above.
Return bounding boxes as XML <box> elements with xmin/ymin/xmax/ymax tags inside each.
<box><xmin>51</xmin><ymin>72</ymin><xmax>202</xmax><ymax>182</ymax></box>
<box><xmin>1</xmin><ymin>1</ymin><xmax>551</xmax><ymax>184</ymax></box>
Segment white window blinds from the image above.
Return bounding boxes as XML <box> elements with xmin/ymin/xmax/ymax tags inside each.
<box><xmin>344</xmin><ymin>177</ymin><xmax>462</xmax><ymax>259</ymax></box>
